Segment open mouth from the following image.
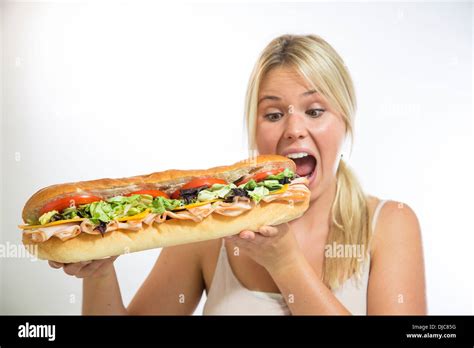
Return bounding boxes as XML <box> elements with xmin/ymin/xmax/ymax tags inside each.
<box><xmin>285</xmin><ymin>152</ymin><xmax>317</xmax><ymax>179</ymax></box>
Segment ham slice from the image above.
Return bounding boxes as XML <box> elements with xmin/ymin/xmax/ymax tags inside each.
<box><xmin>142</xmin><ymin>213</ymin><xmax>158</xmax><ymax>225</ymax></box>
<box><xmin>212</xmin><ymin>198</ymin><xmax>254</xmax><ymax>217</ymax></box>
<box><xmin>23</xmin><ymin>223</ymin><xmax>82</xmax><ymax>243</ymax></box>
<box><xmin>80</xmin><ymin>219</ymin><xmax>97</xmax><ymax>234</ymax></box>
<box><xmin>117</xmin><ymin>220</ymin><xmax>143</xmax><ymax>231</ymax></box>
<box><xmin>187</xmin><ymin>203</ymin><xmax>215</xmax><ymax>220</ymax></box>
<box><xmin>261</xmin><ymin>183</ymin><xmax>308</xmax><ymax>203</ymax></box>
<box><xmin>80</xmin><ymin>219</ymin><xmax>122</xmax><ymax>235</ymax></box>
<box><xmin>105</xmin><ymin>220</ymin><xmax>119</xmax><ymax>233</ymax></box>
<box><xmin>54</xmin><ymin>225</ymin><xmax>82</xmax><ymax>241</ymax></box>
<box><xmin>22</xmin><ymin>179</ymin><xmax>309</xmax><ymax>243</ymax></box>
<box><xmin>160</xmin><ymin>210</ymin><xmax>203</xmax><ymax>222</ymax></box>
<box><xmin>154</xmin><ymin>214</ymin><xmax>167</xmax><ymax>224</ymax></box>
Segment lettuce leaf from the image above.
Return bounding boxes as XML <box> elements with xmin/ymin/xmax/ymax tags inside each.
<box><xmin>257</xmin><ymin>179</ymin><xmax>283</xmax><ymax>191</ymax></box>
<box><xmin>238</xmin><ymin>179</ymin><xmax>257</xmax><ymax>191</ymax></box>
<box><xmin>151</xmin><ymin>196</ymin><xmax>182</xmax><ymax>214</ymax></box>
<box><xmin>89</xmin><ymin>201</ymin><xmax>114</xmax><ymax>224</ymax></box>
<box><xmin>247</xmin><ymin>186</ymin><xmax>269</xmax><ymax>203</ymax></box>
<box><xmin>266</xmin><ymin>167</ymin><xmax>295</xmax><ymax>180</ymax></box>
<box><xmin>197</xmin><ymin>183</ymin><xmax>237</xmax><ymax>202</ymax></box>
<box><xmin>61</xmin><ymin>207</ymin><xmax>80</xmax><ymax>220</ymax></box>
<box><xmin>39</xmin><ymin>210</ymin><xmax>59</xmax><ymax>225</ymax></box>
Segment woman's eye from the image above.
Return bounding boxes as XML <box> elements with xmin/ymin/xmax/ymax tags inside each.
<box><xmin>306</xmin><ymin>108</ymin><xmax>325</xmax><ymax>118</ymax></box>
<box><xmin>264</xmin><ymin>113</ymin><xmax>284</xmax><ymax>122</ymax></box>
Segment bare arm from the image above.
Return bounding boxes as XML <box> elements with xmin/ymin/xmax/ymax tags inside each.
<box><xmin>239</xmin><ymin>201</ymin><xmax>427</xmax><ymax>315</ymax></box>
<box><xmin>51</xmin><ymin>241</ymin><xmax>205</xmax><ymax>315</ymax></box>
<box><xmin>82</xmin><ymin>259</ymin><xmax>128</xmax><ymax>315</ymax></box>
<box><xmin>269</xmin><ymin>254</ymin><xmax>351</xmax><ymax>315</ymax></box>
<box><xmin>126</xmin><ymin>242</ymin><xmax>205</xmax><ymax>315</ymax></box>
<box><xmin>49</xmin><ymin>256</ymin><xmax>127</xmax><ymax>315</ymax></box>
<box><xmin>229</xmin><ymin>225</ymin><xmax>351</xmax><ymax>315</ymax></box>
<box><xmin>367</xmin><ymin>201</ymin><xmax>427</xmax><ymax>314</ymax></box>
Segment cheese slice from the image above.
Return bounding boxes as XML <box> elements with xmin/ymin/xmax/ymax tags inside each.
<box><xmin>19</xmin><ymin>217</ymin><xmax>86</xmax><ymax>230</ymax></box>
<box><xmin>20</xmin><ymin>209</ymin><xmax>152</xmax><ymax>229</ymax></box>
<box><xmin>269</xmin><ymin>184</ymin><xmax>289</xmax><ymax>195</ymax></box>
<box><xmin>116</xmin><ymin>208</ymin><xmax>151</xmax><ymax>221</ymax></box>
<box><xmin>173</xmin><ymin>199</ymin><xmax>220</xmax><ymax>211</ymax></box>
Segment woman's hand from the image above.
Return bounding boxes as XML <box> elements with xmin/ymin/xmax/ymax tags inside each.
<box><xmin>48</xmin><ymin>256</ymin><xmax>119</xmax><ymax>279</ymax></box>
<box><xmin>225</xmin><ymin>223</ymin><xmax>303</xmax><ymax>275</ymax></box>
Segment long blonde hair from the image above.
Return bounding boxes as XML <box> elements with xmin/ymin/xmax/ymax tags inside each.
<box><xmin>244</xmin><ymin>34</ymin><xmax>370</xmax><ymax>290</ymax></box>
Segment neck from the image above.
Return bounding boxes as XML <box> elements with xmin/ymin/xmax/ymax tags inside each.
<box><xmin>290</xmin><ymin>177</ymin><xmax>337</xmax><ymax>241</ymax></box>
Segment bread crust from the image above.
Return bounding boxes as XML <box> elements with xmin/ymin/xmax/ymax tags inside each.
<box><xmin>22</xmin><ymin>155</ymin><xmax>294</xmax><ymax>223</ymax></box>
<box><xmin>23</xmin><ymin>198</ymin><xmax>309</xmax><ymax>263</ymax></box>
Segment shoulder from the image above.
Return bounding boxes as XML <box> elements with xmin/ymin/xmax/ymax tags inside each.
<box><xmin>367</xmin><ymin>196</ymin><xmax>420</xmax><ymax>226</ymax></box>
<box><xmin>367</xmin><ymin>197</ymin><xmax>422</xmax><ymax>260</ymax></box>
<box><xmin>365</xmin><ymin>198</ymin><xmax>427</xmax><ymax>314</ymax></box>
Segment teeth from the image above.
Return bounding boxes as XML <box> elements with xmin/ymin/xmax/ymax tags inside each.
<box><xmin>286</xmin><ymin>152</ymin><xmax>310</xmax><ymax>159</ymax></box>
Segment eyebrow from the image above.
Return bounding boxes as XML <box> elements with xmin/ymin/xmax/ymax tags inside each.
<box><xmin>258</xmin><ymin>89</ymin><xmax>317</xmax><ymax>105</ymax></box>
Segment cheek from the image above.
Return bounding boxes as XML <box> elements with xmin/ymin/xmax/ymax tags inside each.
<box><xmin>311</xmin><ymin>117</ymin><xmax>346</xmax><ymax>171</ymax></box>
<box><xmin>256</xmin><ymin>120</ymin><xmax>282</xmax><ymax>153</ymax></box>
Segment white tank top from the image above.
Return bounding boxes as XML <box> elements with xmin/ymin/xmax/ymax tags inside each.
<box><xmin>203</xmin><ymin>200</ymin><xmax>388</xmax><ymax>315</ymax></box>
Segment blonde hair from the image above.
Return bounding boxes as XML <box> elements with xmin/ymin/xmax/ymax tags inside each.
<box><xmin>244</xmin><ymin>34</ymin><xmax>370</xmax><ymax>290</ymax></box>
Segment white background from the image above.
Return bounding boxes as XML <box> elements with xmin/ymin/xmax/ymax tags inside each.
<box><xmin>0</xmin><ymin>1</ymin><xmax>472</xmax><ymax>315</ymax></box>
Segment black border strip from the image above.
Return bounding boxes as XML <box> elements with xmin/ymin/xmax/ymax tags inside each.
<box><xmin>0</xmin><ymin>315</ymin><xmax>472</xmax><ymax>346</ymax></box>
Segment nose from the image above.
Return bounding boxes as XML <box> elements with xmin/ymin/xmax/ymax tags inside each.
<box><xmin>283</xmin><ymin>113</ymin><xmax>309</xmax><ymax>140</ymax></box>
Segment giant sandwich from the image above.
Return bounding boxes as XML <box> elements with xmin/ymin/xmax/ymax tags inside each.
<box><xmin>20</xmin><ymin>155</ymin><xmax>310</xmax><ymax>263</ymax></box>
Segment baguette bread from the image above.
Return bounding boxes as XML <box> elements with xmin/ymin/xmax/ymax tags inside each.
<box><xmin>21</xmin><ymin>155</ymin><xmax>311</xmax><ymax>263</ymax></box>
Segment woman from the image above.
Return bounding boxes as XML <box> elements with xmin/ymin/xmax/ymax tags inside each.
<box><xmin>49</xmin><ymin>34</ymin><xmax>427</xmax><ymax>315</ymax></box>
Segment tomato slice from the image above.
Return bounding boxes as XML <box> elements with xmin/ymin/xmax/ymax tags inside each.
<box><xmin>170</xmin><ymin>189</ymin><xmax>181</xmax><ymax>200</ymax></box>
<box><xmin>39</xmin><ymin>195</ymin><xmax>102</xmax><ymax>215</ymax></box>
<box><xmin>125</xmin><ymin>190</ymin><xmax>169</xmax><ymax>199</ymax></box>
<box><xmin>236</xmin><ymin>169</ymin><xmax>285</xmax><ymax>186</ymax></box>
<box><xmin>171</xmin><ymin>178</ymin><xmax>227</xmax><ymax>198</ymax></box>
<box><xmin>181</xmin><ymin>178</ymin><xmax>227</xmax><ymax>190</ymax></box>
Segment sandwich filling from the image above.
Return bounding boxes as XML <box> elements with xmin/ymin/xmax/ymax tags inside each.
<box><xmin>21</xmin><ymin>168</ymin><xmax>309</xmax><ymax>243</ymax></box>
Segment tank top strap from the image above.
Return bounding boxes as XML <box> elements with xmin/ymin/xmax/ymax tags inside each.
<box><xmin>371</xmin><ymin>199</ymin><xmax>388</xmax><ymax>235</ymax></box>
